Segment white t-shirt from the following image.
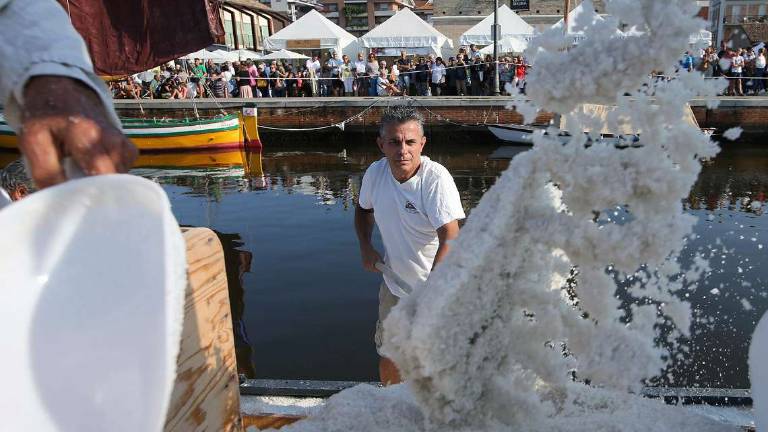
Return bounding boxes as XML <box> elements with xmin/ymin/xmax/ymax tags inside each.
<box><xmin>756</xmin><ymin>55</ymin><xmax>766</xmax><ymax>69</ymax></box>
<box><xmin>377</xmin><ymin>76</ymin><xmax>390</xmax><ymax>96</ymax></box>
<box><xmin>359</xmin><ymin>156</ymin><xmax>466</xmax><ymax>297</ymax></box>
<box><xmin>355</xmin><ymin>60</ymin><xmax>367</xmax><ymax>74</ymax></box>
<box><xmin>731</xmin><ymin>55</ymin><xmax>744</xmax><ymax>73</ymax></box>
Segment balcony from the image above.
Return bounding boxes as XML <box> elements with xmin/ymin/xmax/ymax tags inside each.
<box><xmin>723</xmin><ymin>14</ymin><xmax>768</xmax><ymax>24</ymax></box>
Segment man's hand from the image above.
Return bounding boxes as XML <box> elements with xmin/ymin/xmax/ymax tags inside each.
<box><xmin>360</xmin><ymin>244</ymin><xmax>383</xmax><ymax>273</ymax></box>
<box><xmin>18</xmin><ymin>76</ymin><xmax>138</xmax><ymax>188</ymax></box>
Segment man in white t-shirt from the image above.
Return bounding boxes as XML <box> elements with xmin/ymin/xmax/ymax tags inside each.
<box><xmin>355</xmin><ymin>106</ymin><xmax>465</xmax><ymax>384</ymax></box>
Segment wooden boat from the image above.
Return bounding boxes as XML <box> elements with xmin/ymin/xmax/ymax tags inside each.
<box><xmin>0</xmin><ymin>112</ymin><xmax>257</xmax><ymax>152</ymax></box>
<box><xmin>488</xmin><ymin>104</ymin><xmax>713</xmax><ymax>146</ymax></box>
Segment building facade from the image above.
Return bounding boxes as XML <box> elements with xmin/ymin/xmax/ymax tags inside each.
<box><xmin>221</xmin><ymin>0</ymin><xmax>292</xmax><ymax>51</ymax></box>
<box><xmin>709</xmin><ymin>0</ymin><xmax>768</xmax><ymax>47</ymax></box>
<box><xmin>320</xmin><ymin>0</ymin><xmax>416</xmax><ymax>37</ymax></box>
<box><xmin>269</xmin><ymin>0</ymin><xmax>325</xmax><ymax>22</ymax></box>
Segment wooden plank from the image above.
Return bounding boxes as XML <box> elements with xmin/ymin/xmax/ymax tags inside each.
<box><xmin>164</xmin><ymin>228</ymin><xmax>241</xmax><ymax>432</ymax></box>
<box><xmin>242</xmin><ymin>414</ymin><xmax>303</xmax><ymax>430</ymax></box>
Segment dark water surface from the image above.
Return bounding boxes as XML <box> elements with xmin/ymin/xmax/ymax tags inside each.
<box><xmin>9</xmin><ymin>130</ymin><xmax>757</xmax><ymax>387</ymax></box>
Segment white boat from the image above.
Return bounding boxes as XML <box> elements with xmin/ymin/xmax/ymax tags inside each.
<box><xmin>488</xmin><ymin>104</ymin><xmax>712</xmax><ymax>147</ymax></box>
<box><xmin>487</xmin><ymin>124</ymin><xmax>538</xmax><ymax>145</ymax></box>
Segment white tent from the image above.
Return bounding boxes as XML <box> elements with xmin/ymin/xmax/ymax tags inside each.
<box><xmin>689</xmin><ymin>29</ymin><xmax>713</xmax><ymax>46</ymax></box>
<box><xmin>265</xmin><ymin>9</ymin><xmax>360</xmax><ymax>57</ymax></box>
<box><xmin>479</xmin><ymin>36</ymin><xmax>528</xmax><ymax>55</ymax></box>
<box><xmin>181</xmin><ymin>49</ymin><xmax>229</xmax><ymax>61</ymax></box>
<box><xmin>359</xmin><ymin>8</ymin><xmax>453</xmax><ymax>57</ymax></box>
<box><xmin>261</xmin><ymin>49</ymin><xmax>309</xmax><ymax>60</ymax></box>
<box><xmin>459</xmin><ymin>5</ymin><xmax>534</xmax><ymax>47</ymax></box>
<box><xmin>228</xmin><ymin>49</ymin><xmax>262</xmax><ymax>61</ymax></box>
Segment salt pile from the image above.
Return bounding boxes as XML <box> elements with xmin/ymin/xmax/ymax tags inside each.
<box><xmin>281</xmin><ymin>0</ymin><xmax>742</xmax><ymax>430</ymax></box>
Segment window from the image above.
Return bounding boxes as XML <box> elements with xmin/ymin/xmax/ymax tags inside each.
<box><xmin>375</xmin><ymin>3</ymin><xmax>390</xmax><ymax>11</ymax></box>
<box><xmin>759</xmin><ymin>5</ymin><xmax>767</xmax><ymax>17</ymax></box>
<box><xmin>329</xmin><ymin>17</ymin><xmax>340</xmax><ymax>24</ymax></box>
<box><xmin>326</xmin><ymin>3</ymin><xmax>338</xmax><ymax>12</ymax></box>
<box><xmin>375</xmin><ymin>15</ymin><xmax>388</xmax><ymax>24</ymax></box>
<box><xmin>347</xmin><ymin>16</ymin><xmax>368</xmax><ymax>27</ymax></box>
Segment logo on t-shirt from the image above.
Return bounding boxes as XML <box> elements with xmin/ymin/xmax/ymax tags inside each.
<box><xmin>404</xmin><ymin>201</ymin><xmax>419</xmax><ymax>214</ymax></box>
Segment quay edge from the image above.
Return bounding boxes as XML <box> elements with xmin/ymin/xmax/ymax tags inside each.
<box><xmin>112</xmin><ymin>97</ymin><xmax>768</xmax><ymax>136</ymax></box>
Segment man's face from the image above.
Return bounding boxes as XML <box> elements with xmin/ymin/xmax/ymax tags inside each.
<box><xmin>358</xmin><ymin>53</ymin><xmax>364</xmax><ymax>61</ymax></box>
<box><xmin>377</xmin><ymin>121</ymin><xmax>426</xmax><ymax>180</ymax></box>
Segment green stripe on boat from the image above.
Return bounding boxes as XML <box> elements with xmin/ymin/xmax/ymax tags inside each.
<box><xmin>126</xmin><ymin>124</ymin><xmax>239</xmax><ymax>138</ymax></box>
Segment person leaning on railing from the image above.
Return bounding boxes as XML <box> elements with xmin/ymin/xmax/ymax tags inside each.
<box><xmin>0</xmin><ymin>0</ymin><xmax>137</xmax><ymax>189</ymax></box>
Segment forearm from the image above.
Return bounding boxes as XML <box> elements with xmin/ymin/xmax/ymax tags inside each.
<box><xmin>0</xmin><ymin>0</ymin><xmax>119</xmax><ymax>131</ymax></box>
<box><xmin>354</xmin><ymin>206</ymin><xmax>375</xmax><ymax>250</ymax></box>
<box><xmin>433</xmin><ymin>221</ymin><xmax>460</xmax><ymax>270</ymax></box>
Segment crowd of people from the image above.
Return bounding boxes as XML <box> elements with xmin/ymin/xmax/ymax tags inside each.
<box><xmin>112</xmin><ymin>44</ymin><xmax>531</xmax><ymax>100</ymax></box>
<box><xmin>111</xmin><ymin>41</ymin><xmax>768</xmax><ymax>100</ymax></box>
<box><xmin>682</xmin><ymin>43</ymin><xmax>767</xmax><ymax>96</ymax></box>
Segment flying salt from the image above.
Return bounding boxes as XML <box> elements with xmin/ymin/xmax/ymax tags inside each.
<box><xmin>722</xmin><ymin>127</ymin><xmax>743</xmax><ymax>141</ymax></box>
<box><xmin>280</xmin><ymin>0</ymin><xmax>740</xmax><ymax>431</ymax></box>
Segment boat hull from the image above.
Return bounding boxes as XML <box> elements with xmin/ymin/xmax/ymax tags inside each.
<box><xmin>0</xmin><ymin>115</ymin><xmax>245</xmax><ymax>152</ymax></box>
<box><xmin>488</xmin><ymin>124</ymin><xmax>536</xmax><ymax>145</ymax></box>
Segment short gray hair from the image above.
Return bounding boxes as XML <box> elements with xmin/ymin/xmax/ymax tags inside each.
<box><xmin>379</xmin><ymin>106</ymin><xmax>425</xmax><ymax>137</ymax></box>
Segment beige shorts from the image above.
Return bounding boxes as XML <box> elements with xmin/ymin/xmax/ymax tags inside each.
<box><xmin>374</xmin><ymin>282</ymin><xmax>400</xmax><ymax>354</ymax></box>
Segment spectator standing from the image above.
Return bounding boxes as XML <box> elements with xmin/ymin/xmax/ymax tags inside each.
<box><xmin>470</xmin><ymin>57</ymin><xmax>485</xmax><ymax>96</ymax></box>
<box><xmin>454</xmin><ymin>57</ymin><xmax>468</xmax><ymax>96</ymax></box>
<box><xmin>366</xmin><ymin>53</ymin><xmax>380</xmax><ymax>96</ymax></box>
<box><xmin>319</xmin><ymin>61</ymin><xmax>331</xmax><ymax>97</ymax></box>
<box><xmin>238</xmin><ymin>61</ymin><xmax>253</xmax><ymax>98</ymax></box>
<box><xmin>414</xmin><ymin>57</ymin><xmax>430</xmax><ymax>96</ymax></box>
<box><xmin>354</xmin><ymin>52</ymin><xmax>367</xmax><ymax>96</ymax></box>
<box><xmin>755</xmin><ymin>48</ymin><xmax>767</xmax><ymax>95</ymax></box>
<box><xmin>483</xmin><ymin>54</ymin><xmax>495</xmax><ymax>95</ymax></box>
<box><xmin>445</xmin><ymin>57</ymin><xmax>457</xmax><ymax>96</ymax></box>
<box><xmin>469</xmin><ymin>44</ymin><xmax>482</xmax><ymax>59</ymax></box>
<box><xmin>680</xmin><ymin>51</ymin><xmax>695</xmax><ymax>72</ymax></box>
<box><xmin>286</xmin><ymin>71</ymin><xmax>298</xmax><ymax>97</ymax></box>
<box><xmin>500</xmin><ymin>57</ymin><xmax>514</xmax><ymax>94</ymax></box>
<box><xmin>327</xmin><ymin>51</ymin><xmax>344</xmax><ymax>97</ymax></box>
<box><xmin>396</xmin><ymin>51</ymin><xmax>413</xmax><ymax>95</ymax></box>
<box><xmin>305</xmin><ymin>55</ymin><xmax>321</xmax><ymax>96</ymax></box>
<box><xmin>731</xmin><ymin>49</ymin><xmax>745</xmax><ymax>96</ymax></box>
<box><xmin>248</xmin><ymin>61</ymin><xmax>260</xmax><ymax>96</ymax></box>
<box><xmin>744</xmin><ymin>47</ymin><xmax>757</xmax><ymax>94</ymax></box>
<box><xmin>430</xmin><ymin>57</ymin><xmax>446</xmax><ymax>96</ymax></box>
<box><xmin>209</xmin><ymin>72</ymin><xmax>228</xmax><ymax>98</ymax></box>
<box><xmin>341</xmin><ymin>55</ymin><xmax>354</xmax><ymax>96</ymax></box>
<box><xmin>192</xmin><ymin>58</ymin><xmax>207</xmax><ymax>98</ymax></box>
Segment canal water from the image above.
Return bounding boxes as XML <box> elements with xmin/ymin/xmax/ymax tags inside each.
<box><xmin>3</xmin><ymin>131</ymin><xmax>764</xmax><ymax>388</ymax></box>
<box><xmin>134</xmin><ymin>131</ymin><xmax>767</xmax><ymax>389</ymax></box>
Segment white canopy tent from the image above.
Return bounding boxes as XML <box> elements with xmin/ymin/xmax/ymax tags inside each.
<box><xmin>479</xmin><ymin>36</ymin><xmax>529</xmax><ymax>55</ymax></box>
<box><xmin>459</xmin><ymin>5</ymin><xmax>534</xmax><ymax>49</ymax></box>
<box><xmin>689</xmin><ymin>29</ymin><xmax>713</xmax><ymax>46</ymax></box>
<box><xmin>265</xmin><ymin>9</ymin><xmax>360</xmax><ymax>57</ymax></box>
<box><xmin>228</xmin><ymin>49</ymin><xmax>262</xmax><ymax>61</ymax></box>
<box><xmin>181</xmin><ymin>49</ymin><xmax>229</xmax><ymax>61</ymax></box>
<box><xmin>261</xmin><ymin>49</ymin><xmax>309</xmax><ymax>60</ymax></box>
<box><xmin>359</xmin><ymin>8</ymin><xmax>453</xmax><ymax>57</ymax></box>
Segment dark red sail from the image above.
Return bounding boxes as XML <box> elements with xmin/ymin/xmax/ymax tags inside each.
<box><xmin>56</xmin><ymin>0</ymin><xmax>225</xmax><ymax>76</ymax></box>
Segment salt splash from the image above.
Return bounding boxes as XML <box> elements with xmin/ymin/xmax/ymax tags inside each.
<box><xmin>281</xmin><ymin>0</ymin><xmax>737</xmax><ymax>430</ymax></box>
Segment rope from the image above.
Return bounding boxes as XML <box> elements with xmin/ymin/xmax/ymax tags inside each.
<box><xmin>256</xmin><ymin>98</ymin><xmax>382</xmax><ymax>132</ymax></box>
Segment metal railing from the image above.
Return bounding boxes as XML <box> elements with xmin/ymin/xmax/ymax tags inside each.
<box><xmin>723</xmin><ymin>14</ymin><xmax>768</xmax><ymax>24</ymax></box>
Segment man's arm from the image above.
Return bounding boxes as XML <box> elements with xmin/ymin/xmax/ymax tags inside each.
<box><xmin>355</xmin><ymin>204</ymin><xmax>382</xmax><ymax>273</ymax></box>
<box><xmin>433</xmin><ymin>220</ymin><xmax>460</xmax><ymax>270</ymax></box>
<box><xmin>0</xmin><ymin>0</ymin><xmax>136</xmax><ymax>188</ymax></box>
